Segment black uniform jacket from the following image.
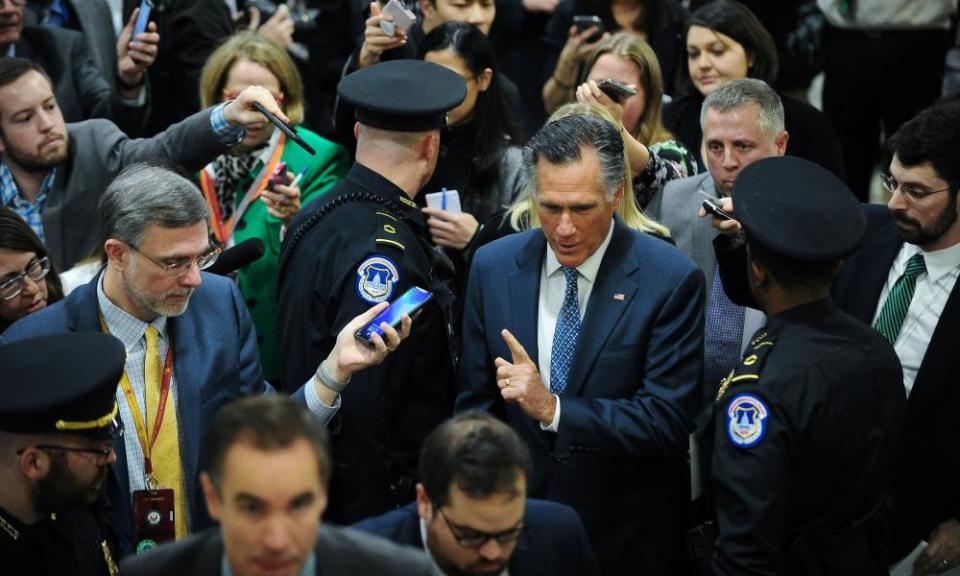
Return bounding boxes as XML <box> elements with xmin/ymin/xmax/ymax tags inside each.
<box><xmin>276</xmin><ymin>163</ymin><xmax>456</xmax><ymax>524</ymax></box>
<box><xmin>708</xmin><ymin>239</ymin><xmax>907</xmax><ymax>575</ymax></box>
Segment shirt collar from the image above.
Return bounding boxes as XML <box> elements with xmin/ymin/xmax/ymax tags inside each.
<box><xmin>96</xmin><ymin>270</ymin><xmax>167</xmax><ymax>348</ymax></box>
<box><xmin>0</xmin><ymin>159</ymin><xmax>58</xmax><ymax>206</ymax></box>
<box><xmin>909</xmin><ymin>240</ymin><xmax>960</xmax><ymax>283</ymax></box>
<box><xmin>544</xmin><ymin>218</ymin><xmax>616</xmax><ymax>282</ymax></box>
<box><xmin>4</xmin><ymin>44</ymin><xmax>13</xmax><ymax>58</ymax></box>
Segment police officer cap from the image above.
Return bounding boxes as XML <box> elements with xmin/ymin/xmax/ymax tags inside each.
<box><xmin>338</xmin><ymin>60</ymin><xmax>467</xmax><ymax>132</ymax></box>
<box><xmin>0</xmin><ymin>333</ymin><xmax>125</xmax><ymax>439</ymax></box>
<box><xmin>734</xmin><ymin>156</ymin><xmax>865</xmax><ymax>260</ymax></box>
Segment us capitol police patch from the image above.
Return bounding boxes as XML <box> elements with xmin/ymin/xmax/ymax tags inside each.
<box><xmin>726</xmin><ymin>393</ymin><xmax>769</xmax><ymax>448</ymax></box>
<box><xmin>356</xmin><ymin>255</ymin><xmax>400</xmax><ymax>304</ymax></box>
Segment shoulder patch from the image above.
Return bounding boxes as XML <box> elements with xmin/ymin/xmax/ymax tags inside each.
<box><xmin>356</xmin><ymin>255</ymin><xmax>400</xmax><ymax>304</ymax></box>
<box><xmin>725</xmin><ymin>393</ymin><xmax>769</xmax><ymax>449</ymax></box>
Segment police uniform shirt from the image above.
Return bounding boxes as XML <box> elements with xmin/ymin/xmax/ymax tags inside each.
<box><xmin>871</xmin><ymin>240</ymin><xmax>960</xmax><ymax>396</ymax></box>
<box><xmin>709</xmin><ymin>299</ymin><xmax>906</xmax><ymax>575</ymax></box>
<box><xmin>277</xmin><ymin>162</ymin><xmax>456</xmax><ymax>523</ymax></box>
<box><xmin>0</xmin><ymin>501</ymin><xmax>118</xmax><ymax>576</ymax></box>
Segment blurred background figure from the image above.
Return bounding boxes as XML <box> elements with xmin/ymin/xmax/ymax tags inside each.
<box><xmin>663</xmin><ymin>0</ymin><xmax>845</xmax><ymax>181</ymax></box>
<box><xmin>0</xmin><ymin>206</ymin><xmax>62</xmax><ymax>334</ymax></box>
<box><xmin>574</xmin><ymin>32</ymin><xmax>697</xmax><ymax>207</ymax></box>
<box><xmin>199</xmin><ymin>31</ymin><xmax>348</xmax><ymax>383</ymax></box>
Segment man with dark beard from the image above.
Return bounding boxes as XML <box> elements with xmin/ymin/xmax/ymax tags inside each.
<box><xmin>0</xmin><ymin>332</ymin><xmax>126</xmax><ymax>576</ymax></box>
<box><xmin>830</xmin><ymin>98</ymin><xmax>960</xmax><ymax>575</ymax></box>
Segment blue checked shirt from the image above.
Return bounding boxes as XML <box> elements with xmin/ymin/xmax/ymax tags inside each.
<box><xmin>0</xmin><ymin>161</ymin><xmax>58</xmax><ymax>245</ymax></box>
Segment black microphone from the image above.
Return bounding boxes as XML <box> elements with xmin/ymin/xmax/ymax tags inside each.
<box><xmin>206</xmin><ymin>238</ymin><xmax>265</xmax><ymax>276</ymax></box>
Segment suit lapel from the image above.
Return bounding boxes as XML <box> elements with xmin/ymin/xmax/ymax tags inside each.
<box><xmin>689</xmin><ymin>175</ymin><xmax>718</xmax><ymax>287</ymax></box>
<box><xmin>564</xmin><ymin>220</ymin><xmax>640</xmax><ymax>398</ymax></box>
<box><xmin>169</xmin><ymin>315</ymin><xmax>203</xmax><ymax>509</ymax></box>
<box><xmin>907</xmin><ymin>276</ymin><xmax>960</xmax><ymax>413</ymax></box>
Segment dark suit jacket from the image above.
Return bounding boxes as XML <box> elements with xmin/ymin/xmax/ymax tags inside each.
<box><xmin>16</xmin><ymin>25</ymin><xmax>147</xmax><ymax>136</ymax></box>
<box><xmin>831</xmin><ymin>204</ymin><xmax>960</xmax><ymax>559</ymax></box>
<box><xmin>353</xmin><ymin>499</ymin><xmax>600</xmax><ymax>576</ymax></box>
<box><xmin>24</xmin><ymin>0</ymin><xmax>118</xmax><ymax>89</ymax></box>
<box><xmin>455</xmin><ymin>218</ymin><xmax>706</xmax><ymax>575</ymax></box>
<box><xmin>0</xmin><ymin>273</ymin><xmax>312</xmax><ymax>555</ymax></box>
<box><xmin>118</xmin><ymin>524</ymin><xmax>437</xmax><ymax>575</ymax></box>
<box><xmin>43</xmin><ymin>107</ymin><xmax>227</xmax><ymax>270</ymax></box>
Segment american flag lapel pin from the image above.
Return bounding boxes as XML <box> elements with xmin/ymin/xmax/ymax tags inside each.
<box><xmin>613</xmin><ymin>293</ymin><xmax>625</xmax><ymax>301</ymax></box>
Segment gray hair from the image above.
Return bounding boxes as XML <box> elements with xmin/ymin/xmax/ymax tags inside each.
<box><xmin>699</xmin><ymin>78</ymin><xmax>785</xmax><ymax>143</ymax></box>
<box><xmin>99</xmin><ymin>164</ymin><xmax>210</xmax><ymax>247</ymax></box>
<box><xmin>521</xmin><ymin>114</ymin><xmax>625</xmax><ymax>201</ymax></box>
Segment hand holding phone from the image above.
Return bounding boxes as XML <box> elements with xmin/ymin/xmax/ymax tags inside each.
<box><xmin>268</xmin><ymin>161</ymin><xmax>290</xmax><ymax>191</ymax></box>
<box><xmin>699</xmin><ymin>192</ymin><xmax>734</xmax><ymax>221</ymax></box>
<box><xmin>598</xmin><ymin>79</ymin><xmax>637</xmax><ymax>102</ymax></box>
<box><xmin>355</xmin><ymin>287</ymin><xmax>432</xmax><ymax>346</ymax></box>
<box><xmin>572</xmin><ymin>15</ymin><xmax>603</xmax><ymax>42</ymax></box>
<box><xmin>379</xmin><ymin>0</ymin><xmax>417</xmax><ymax>38</ymax></box>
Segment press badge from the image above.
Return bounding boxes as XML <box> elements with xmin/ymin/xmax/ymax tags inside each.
<box><xmin>132</xmin><ymin>488</ymin><xmax>175</xmax><ymax>553</ymax></box>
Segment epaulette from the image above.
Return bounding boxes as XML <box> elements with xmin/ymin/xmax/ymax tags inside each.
<box><xmin>715</xmin><ymin>330</ymin><xmax>776</xmax><ymax>402</ymax></box>
<box><xmin>375</xmin><ymin>211</ymin><xmax>405</xmax><ymax>252</ymax></box>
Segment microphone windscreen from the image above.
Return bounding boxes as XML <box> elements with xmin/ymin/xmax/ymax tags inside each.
<box><xmin>206</xmin><ymin>238</ymin><xmax>265</xmax><ymax>276</ymax></box>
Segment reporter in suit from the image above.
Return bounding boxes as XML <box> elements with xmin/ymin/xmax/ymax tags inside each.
<box><xmin>455</xmin><ymin>114</ymin><xmax>705</xmax><ymax>575</ymax></box>
<box><xmin>119</xmin><ymin>395</ymin><xmax>436</xmax><ymax>576</ymax></box>
<box><xmin>354</xmin><ymin>411</ymin><xmax>600</xmax><ymax>576</ymax></box>
<box><xmin>831</xmin><ymin>100</ymin><xmax>960</xmax><ymax>574</ymax></box>
<box><xmin>2</xmin><ymin>165</ymin><xmax>414</xmax><ymax>555</ymax></box>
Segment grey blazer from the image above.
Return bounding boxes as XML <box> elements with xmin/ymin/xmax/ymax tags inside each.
<box><xmin>647</xmin><ymin>172</ymin><xmax>720</xmax><ymax>288</ymax></box>
<box><xmin>23</xmin><ymin>0</ymin><xmax>118</xmax><ymax>89</ymax></box>
<box><xmin>118</xmin><ymin>525</ymin><xmax>439</xmax><ymax>576</ymax></box>
<box><xmin>44</xmin><ymin>107</ymin><xmax>228</xmax><ymax>271</ymax></box>
<box><xmin>16</xmin><ymin>25</ymin><xmax>147</xmax><ymax>136</ymax></box>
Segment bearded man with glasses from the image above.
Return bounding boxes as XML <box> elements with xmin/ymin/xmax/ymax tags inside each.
<box><xmin>0</xmin><ymin>332</ymin><xmax>127</xmax><ymax>576</ymax></box>
<box><xmin>355</xmin><ymin>411</ymin><xmax>599</xmax><ymax>576</ymax></box>
<box><xmin>1</xmin><ymin>164</ymin><xmax>417</xmax><ymax>558</ymax></box>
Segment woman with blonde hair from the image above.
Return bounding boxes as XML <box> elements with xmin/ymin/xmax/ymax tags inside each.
<box><xmin>574</xmin><ymin>33</ymin><xmax>697</xmax><ymax>207</ymax></box>
<box><xmin>198</xmin><ymin>32</ymin><xmax>348</xmax><ymax>381</ymax></box>
<box><xmin>505</xmin><ymin>102</ymin><xmax>671</xmax><ymax>240</ymax></box>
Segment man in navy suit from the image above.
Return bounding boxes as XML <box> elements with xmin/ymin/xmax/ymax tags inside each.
<box><xmin>831</xmin><ymin>99</ymin><xmax>960</xmax><ymax>575</ymax></box>
<box><xmin>1</xmin><ymin>165</ymin><xmax>412</xmax><ymax>555</ymax></box>
<box><xmin>354</xmin><ymin>411</ymin><xmax>599</xmax><ymax>576</ymax></box>
<box><xmin>455</xmin><ymin>114</ymin><xmax>705</xmax><ymax>575</ymax></box>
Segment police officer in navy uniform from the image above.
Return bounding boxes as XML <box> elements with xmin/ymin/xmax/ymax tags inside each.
<box><xmin>276</xmin><ymin>59</ymin><xmax>466</xmax><ymax>525</ymax></box>
<box><xmin>697</xmin><ymin>156</ymin><xmax>907</xmax><ymax>575</ymax></box>
<box><xmin>0</xmin><ymin>333</ymin><xmax>126</xmax><ymax>576</ymax></box>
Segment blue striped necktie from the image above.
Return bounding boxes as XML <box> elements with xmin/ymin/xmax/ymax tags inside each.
<box><xmin>550</xmin><ymin>266</ymin><xmax>581</xmax><ymax>395</ymax></box>
<box><xmin>873</xmin><ymin>253</ymin><xmax>926</xmax><ymax>345</ymax></box>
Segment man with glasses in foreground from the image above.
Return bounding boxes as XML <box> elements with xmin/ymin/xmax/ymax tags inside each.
<box><xmin>120</xmin><ymin>395</ymin><xmax>436</xmax><ymax>576</ymax></box>
<box><xmin>0</xmin><ymin>332</ymin><xmax>126</xmax><ymax>575</ymax></box>
<box><xmin>829</xmin><ymin>98</ymin><xmax>960</xmax><ymax>575</ymax></box>
<box><xmin>2</xmin><ymin>164</ymin><xmax>415</xmax><ymax>558</ymax></box>
<box><xmin>354</xmin><ymin>411</ymin><xmax>599</xmax><ymax>576</ymax></box>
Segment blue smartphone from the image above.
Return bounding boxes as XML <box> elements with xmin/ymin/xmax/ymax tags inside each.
<box><xmin>354</xmin><ymin>287</ymin><xmax>432</xmax><ymax>346</ymax></box>
<box><xmin>133</xmin><ymin>0</ymin><xmax>154</xmax><ymax>37</ymax></box>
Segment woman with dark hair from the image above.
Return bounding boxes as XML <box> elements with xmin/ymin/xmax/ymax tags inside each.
<box><xmin>542</xmin><ymin>0</ymin><xmax>687</xmax><ymax>112</ymax></box>
<box><xmin>662</xmin><ymin>0</ymin><xmax>846</xmax><ymax>180</ymax></box>
<box><xmin>418</xmin><ymin>22</ymin><xmax>526</xmax><ymax>260</ymax></box>
<box><xmin>0</xmin><ymin>208</ymin><xmax>63</xmax><ymax>333</ymax></box>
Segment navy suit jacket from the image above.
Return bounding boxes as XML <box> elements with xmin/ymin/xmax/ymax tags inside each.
<box><xmin>831</xmin><ymin>204</ymin><xmax>960</xmax><ymax>558</ymax></box>
<box><xmin>353</xmin><ymin>500</ymin><xmax>600</xmax><ymax>576</ymax></box>
<box><xmin>455</xmin><ymin>218</ymin><xmax>705</xmax><ymax>575</ymax></box>
<box><xmin>1</xmin><ymin>273</ymin><xmax>307</xmax><ymax>554</ymax></box>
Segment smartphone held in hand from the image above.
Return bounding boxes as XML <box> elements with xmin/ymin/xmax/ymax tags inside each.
<box><xmin>598</xmin><ymin>79</ymin><xmax>637</xmax><ymax>102</ymax></box>
<box><xmin>379</xmin><ymin>0</ymin><xmax>417</xmax><ymax>38</ymax></box>
<box><xmin>355</xmin><ymin>287</ymin><xmax>432</xmax><ymax>346</ymax></box>
<box><xmin>572</xmin><ymin>14</ymin><xmax>603</xmax><ymax>41</ymax></box>
<box><xmin>133</xmin><ymin>0</ymin><xmax>154</xmax><ymax>37</ymax></box>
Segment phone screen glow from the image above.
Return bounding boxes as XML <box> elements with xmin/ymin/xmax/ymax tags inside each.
<box><xmin>356</xmin><ymin>287</ymin><xmax>432</xmax><ymax>342</ymax></box>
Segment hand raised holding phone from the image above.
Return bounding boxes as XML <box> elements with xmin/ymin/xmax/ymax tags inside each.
<box><xmin>698</xmin><ymin>190</ymin><xmax>742</xmax><ymax>236</ymax></box>
<box><xmin>358</xmin><ymin>1</ymin><xmax>409</xmax><ymax>68</ymax></box>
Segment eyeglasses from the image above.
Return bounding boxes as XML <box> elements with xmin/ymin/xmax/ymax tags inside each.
<box><xmin>17</xmin><ymin>444</ymin><xmax>113</xmax><ymax>459</ymax></box>
<box><xmin>0</xmin><ymin>256</ymin><xmax>50</xmax><ymax>300</ymax></box>
<box><xmin>127</xmin><ymin>243</ymin><xmax>221</xmax><ymax>278</ymax></box>
<box><xmin>880</xmin><ymin>173</ymin><xmax>953</xmax><ymax>201</ymax></box>
<box><xmin>222</xmin><ymin>89</ymin><xmax>284</xmax><ymax>106</ymax></box>
<box><xmin>437</xmin><ymin>508</ymin><xmax>524</xmax><ymax>549</ymax></box>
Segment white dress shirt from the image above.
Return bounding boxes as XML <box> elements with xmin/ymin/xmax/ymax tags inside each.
<box><xmin>872</xmin><ymin>241</ymin><xmax>960</xmax><ymax>396</ymax></box>
<box><xmin>537</xmin><ymin>221</ymin><xmax>615</xmax><ymax>432</ymax></box>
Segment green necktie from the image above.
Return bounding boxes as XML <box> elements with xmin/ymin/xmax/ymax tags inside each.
<box><xmin>873</xmin><ymin>254</ymin><xmax>926</xmax><ymax>345</ymax></box>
